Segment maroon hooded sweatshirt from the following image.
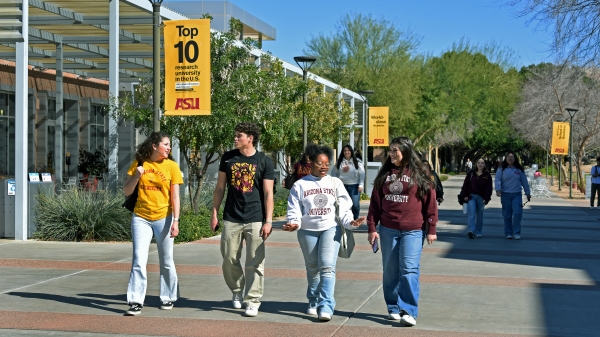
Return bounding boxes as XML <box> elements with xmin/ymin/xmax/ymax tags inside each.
<box><xmin>367</xmin><ymin>167</ymin><xmax>438</xmax><ymax>235</ymax></box>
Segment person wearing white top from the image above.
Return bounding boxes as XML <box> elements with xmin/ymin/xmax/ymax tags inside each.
<box><xmin>284</xmin><ymin>144</ymin><xmax>365</xmax><ymax>322</ymax></box>
<box><xmin>331</xmin><ymin>145</ymin><xmax>365</xmax><ymax>219</ymax></box>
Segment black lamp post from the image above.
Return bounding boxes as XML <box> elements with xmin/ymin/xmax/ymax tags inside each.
<box><xmin>150</xmin><ymin>0</ymin><xmax>164</xmax><ymax>132</ymax></box>
<box><xmin>566</xmin><ymin>107</ymin><xmax>578</xmax><ymax>199</ymax></box>
<box><xmin>358</xmin><ymin>90</ymin><xmax>374</xmax><ymax>194</ymax></box>
<box><xmin>294</xmin><ymin>56</ymin><xmax>317</xmax><ymax>149</ymax></box>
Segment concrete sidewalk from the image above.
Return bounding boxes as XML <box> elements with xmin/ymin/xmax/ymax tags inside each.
<box><xmin>1</xmin><ymin>175</ymin><xmax>599</xmax><ymax>336</ymax></box>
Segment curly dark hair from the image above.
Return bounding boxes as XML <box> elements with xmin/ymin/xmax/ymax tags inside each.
<box><xmin>500</xmin><ymin>151</ymin><xmax>524</xmax><ymax>171</ymax></box>
<box><xmin>335</xmin><ymin>144</ymin><xmax>359</xmax><ymax>170</ymax></box>
<box><xmin>304</xmin><ymin>143</ymin><xmax>334</xmax><ymax>163</ymax></box>
<box><xmin>234</xmin><ymin>122</ymin><xmax>261</xmax><ymax>147</ymax></box>
<box><xmin>373</xmin><ymin>136</ymin><xmax>432</xmax><ymax>199</ymax></box>
<box><xmin>135</xmin><ymin>132</ymin><xmax>173</xmax><ymax>162</ymax></box>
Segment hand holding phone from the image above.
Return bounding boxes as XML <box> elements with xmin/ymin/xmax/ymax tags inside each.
<box><xmin>372</xmin><ymin>238</ymin><xmax>379</xmax><ymax>253</ymax></box>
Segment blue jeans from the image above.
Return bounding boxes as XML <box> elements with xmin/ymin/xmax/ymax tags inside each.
<box><xmin>297</xmin><ymin>226</ymin><xmax>341</xmax><ymax>315</ymax></box>
<box><xmin>344</xmin><ymin>184</ymin><xmax>361</xmax><ymax>219</ymax></box>
<box><xmin>501</xmin><ymin>192</ymin><xmax>523</xmax><ymax>236</ymax></box>
<box><xmin>379</xmin><ymin>225</ymin><xmax>424</xmax><ymax>318</ymax></box>
<box><xmin>127</xmin><ymin>214</ymin><xmax>178</xmax><ymax>305</ymax></box>
<box><xmin>467</xmin><ymin>194</ymin><xmax>485</xmax><ymax>235</ymax></box>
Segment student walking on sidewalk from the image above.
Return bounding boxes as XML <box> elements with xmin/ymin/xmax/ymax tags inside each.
<box><xmin>210</xmin><ymin>122</ymin><xmax>274</xmax><ymax>317</ymax></box>
<box><xmin>460</xmin><ymin>158</ymin><xmax>493</xmax><ymax>239</ymax></box>
<box><xmin>123</xmin><ymin>132</ymin><xmax>184</xmax><ymax>316</ymax></box>
<box><xmin>331</xmin><ymin>144</ymin><xmax>365</xmax><ymax>220</ymax></box>
<box><xmin>495</xmin><ymin>152</ymin><xmax>530</xmax><ymax>240</ymax></box>
<box><xmin>590</xmin><ymin>157</ymin><xmax>600</xmax><ymax>209</ymax></box>
<box><xmin>366</xmin><ymin>136</ymin><xmax>438</xmax><ymax>327</ymax></box>
<box><xmin>284</xmin><ymin>144</ymin><xmax>365</xmax><ymax>321</ymax></box>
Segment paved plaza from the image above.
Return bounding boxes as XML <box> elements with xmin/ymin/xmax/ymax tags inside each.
<box><xmin>0</xmin><ymin>175</ymin><xmax>598</xmax><ymax>336</ymax></box>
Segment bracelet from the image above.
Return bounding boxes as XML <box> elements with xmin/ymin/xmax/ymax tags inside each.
<box><xmin>172</xmin><ymin>218</ymin><xmax>179</xmax><ymax>221</ymax></box>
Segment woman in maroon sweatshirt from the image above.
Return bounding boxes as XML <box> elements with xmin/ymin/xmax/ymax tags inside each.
<box><xmin>459</xmin><ymin>158</ymin><xmax>493</xmax><ymax>239</ymax></box>
<box><xmin>366</xmin><ymin>137</ymin><xmax>438</xmax><ymax>327</ymax></box>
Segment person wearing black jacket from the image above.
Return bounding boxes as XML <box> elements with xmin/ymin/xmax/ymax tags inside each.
<box><xmin>422</xmin><ymin>160</ymin><xmax>444</xmax><ymax>205</ymax></box>
<box><xmin>459</xmin><ymin>158</ymin><xmax>493</xmax><ymax>239</ymax></box>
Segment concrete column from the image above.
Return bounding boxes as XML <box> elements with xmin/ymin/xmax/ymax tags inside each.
<box><xmin>108</xmin><ymin>0</ymin><xmax>119</xmax><ymax>192</ymax></box>
<box><xmin>54</xmin><ymin>43</ymin><xmax>64</xmax><ymax>186</ymax></box>
<box><xmin>14</xmin><ymin>1</ymin><xmax>29</xmax><ymax>240</ymax></box>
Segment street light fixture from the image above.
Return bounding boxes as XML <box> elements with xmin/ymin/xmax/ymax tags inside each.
<box><xmin>150</xmin><ymin>0</ymin><xmax>164</xmax><ymax>132</ymax></box>
<box><xmin>294</xmin><ymin>56</ymin><xmax>317</xmax><ymax>149</ymax></box>
<box><xmin>566</xmin><ymin>107</ymin><xmax>578</xmax><ymax>199</ymax></box>
<box><xmin>358</xmin><ymin>90</ymin><xmax>374</xmax><ymax>195</ymax></box>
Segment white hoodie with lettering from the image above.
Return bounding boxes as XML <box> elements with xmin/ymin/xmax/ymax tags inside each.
<box><xmin>287</xmin><ymin>174</ymin><xmax>355</xmax><ymax>231</ymax></box>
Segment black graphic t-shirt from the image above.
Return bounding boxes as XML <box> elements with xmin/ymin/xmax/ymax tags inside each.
<box><xmin>219</xmin><ymin>149</ymin><xmax>274</xmax><ymax>223</ymax></box>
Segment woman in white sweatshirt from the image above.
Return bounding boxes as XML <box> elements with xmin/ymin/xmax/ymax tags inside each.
<box><xmin>331</xmin><ymin>145</ymin><xmax>365</xmax><ymax>220</ymax></box>
<box><xmin>284</xmin><ymin>144</ymin><xmax>365</xmax><ymax>322</ymax></box>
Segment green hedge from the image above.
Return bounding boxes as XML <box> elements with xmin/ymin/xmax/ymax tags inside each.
<box><xmin>33</xmin><ymin>184</ymin><xmax>291</xmax><ymax>243</ymax></box>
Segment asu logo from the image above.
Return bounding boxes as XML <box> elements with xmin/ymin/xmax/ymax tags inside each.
<box><xmin>175</xmin><ymin>98</ymin><xmax>200</xmax><ymax>110</ymax></box>
<box><xmin>374</xmin><ymin>139</ymin><xmax>384</xmax><ymax>144</ymax></box>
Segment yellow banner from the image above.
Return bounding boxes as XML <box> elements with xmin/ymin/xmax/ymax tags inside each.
<box><xmin>551</xmin><ymin>121</ymin><xmax>570</xmax><ymax>155</ymax></box>
<box><xmin>368</xmin><ymin>107</ymin><xmax>389</xmax><ymax>146</ymax></box>
<box><xmin>164</xmin><ymin>19</ymin><xmax>211</xmax><ymax>116</ymax></box>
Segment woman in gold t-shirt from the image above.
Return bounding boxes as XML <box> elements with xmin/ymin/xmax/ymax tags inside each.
<box><xmin>123</xmin><ymin>132</ymin><xmax>184</xmax><ymax>316</ymax></box>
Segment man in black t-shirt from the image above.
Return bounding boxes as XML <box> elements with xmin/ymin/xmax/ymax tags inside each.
<box><xmin>210</xmin><ymin>122</ymin><xmax>274</xmax><ymax>317</ymax></box>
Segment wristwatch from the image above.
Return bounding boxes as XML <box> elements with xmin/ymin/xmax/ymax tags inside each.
<box><xmin>172</xmin><ymin>218</ymin><xmax>179</xmax><ymax>221</ymax></box>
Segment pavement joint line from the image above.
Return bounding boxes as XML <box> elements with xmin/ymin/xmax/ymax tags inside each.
<box><xmin>330</xmin><ymin>284</ymin><xmax>382</xmax><ymax>337</ymax></box>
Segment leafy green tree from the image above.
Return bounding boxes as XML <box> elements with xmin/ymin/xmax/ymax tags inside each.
<box><xmin>304</xmin><ymin>13</ymin><xmax>423</xmax><ymax>137</ymax></box>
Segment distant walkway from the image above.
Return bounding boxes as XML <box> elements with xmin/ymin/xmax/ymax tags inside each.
<box><xmin>0</xmin><ymin>175</ymin><xmax>599</xmax><ymax>336</ymax></box>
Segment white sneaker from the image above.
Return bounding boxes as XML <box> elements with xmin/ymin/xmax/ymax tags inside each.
<box><xmin>307</xmin><ymin>307</ymin><xmax>317</xmax><ymax>316</ymax></box>
<box><xmin>514</xmin><ymin>234</ymin><xmax>521</xmax><ymax>240</ymax></box>
<box><xmin>387</xmin><ymin>313</ymin><xmax>401</xmax><ymax>320</ymax></box>
<box><xmin>232</xmin><ymin>293</ymin><xmax>243</xmax><ymax>309</ymax></box>
<box><xmin>400</xmin><ymin>311</ymin><xmax>416</xmax><ymax>326</ymax></box>
<box><xmin>244</xmin><ymin>306</ymin><xmax>259</xmax><ymax>317</ymax></box>
<box><xmin>319</xmin><ymin>312</ymin><xmax>332</xmax><ymax>321</ymax></box>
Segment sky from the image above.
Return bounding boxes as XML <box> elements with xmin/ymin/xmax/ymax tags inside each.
<box><xmin>164</xmin><ymin>0</ymin><xmax>556</xmax><ymax>68</ymax></box>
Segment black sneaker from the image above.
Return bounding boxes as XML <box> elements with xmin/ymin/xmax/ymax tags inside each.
<box><xmin>160</xmin><ymin>301</ymin><xmax>174</xmax><ymax>310</ymax></box>
<box><xmin>467</xmin><ymin>231</ymin><xmax>475</xmax><ymax>239</ymax></box>
<box><xmin>125</xmin><ymin>303</ymin><xmax>143</xmax><ymax>316</ymax></box>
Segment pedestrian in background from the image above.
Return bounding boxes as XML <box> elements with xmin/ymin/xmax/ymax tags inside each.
<box><xmin>590</xmin><ymin>157</ymin><xmax>600</xmax><ymax>209</ymax></box>
<box><xmin>332</xmin><ymin>144</ymin><xmax>365</xmax><ymax>219</ymax></box>
<box><xmin>284</xmin><ymin>143</ymin><xmax>365</xmax><ymax>321</ymax></box>
<box><xmin>123</xmin><ymin>131</ymin><xmax>183</xmax><ymax>316</ymax></box>
<box><xmin>210</xmin><ymin>122</ymin><xmax>274</xmax><ymax>317</ymax></box>
<box><xmin>495</xmin><ymin>152</ymin><xmax>530</xmax><ymax>240</ymax></box>
<box><xmin>422</xmin><ymin>159</ymin><xmax>444</xmax><ymax>205</ymax></box>
<box><xmin>366</xmin><ymin>136</ymin><xmax>438</xmax><ymax>327</ymax></box>
<box><xmin>460</xmin><ymin>158</ymin><xmax>493</xmax><ymax>239</ymax></box>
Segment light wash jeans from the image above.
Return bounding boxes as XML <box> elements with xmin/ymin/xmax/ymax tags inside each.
<box><xmin>344</xmin><ymin>184</ymin><xmax>361</xmax><ymax>220</ymax></box>
<box><xmin>221</xmin><ymin>220</ymin><xmax>265</xmax><ymax>308</ymax></box>
<box><xmin>501</xmin><ymin>192</ymin><xmax>523</xmax><ymax>236</ymax></box>
<box><xmin>379</xmin><ymin>225</ymin><xmax>424</xmax><ymax>318</ymax></box>
<box><xmin>467</xmin><ymin>194</ymin><xmax>485</xmax><ymax>235</ymax></box>
<box><xmin>127</xmin><ymin>214</ymin><xmax>178</xmax><ymax>305</ymax></box>
<box><xmin>297</xmin><ymin>226</ymin><xmax>341</xmax><ymax>316</ymax></box>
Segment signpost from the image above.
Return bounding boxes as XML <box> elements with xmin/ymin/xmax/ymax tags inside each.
<box><xmin>164</xmin><ymin>19</ymin><xmax>211</xmax><ymax>116</ymax></box>
<box><xmin>368</xmin><ymin>107</ymin><xmax>389</xmax><ymax>146</ymax></box>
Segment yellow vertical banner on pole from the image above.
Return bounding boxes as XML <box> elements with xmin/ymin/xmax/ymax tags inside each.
<box><xmin>551</xmin><ymin>121</ymin><xmax>570</xmax><ymax>155</ymax></box>
<box><xmin>368</xmin><ymin>107</ymin><xmax>389</xmax><ymax>146</ymax></box>
<box><xmin>164</xmin><ymin>19</ymin><xmax>211</xmax><ymax>116</ymax></box>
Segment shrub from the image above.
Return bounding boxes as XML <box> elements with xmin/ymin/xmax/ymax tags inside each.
<box><xmin>439</xmin><ymin>175</ymin><xmax>449</xmax><ymax>182</ymax></box>
<box><xmin>273</xmin><ymin>187</ymin><xmax>289</xmax><ymax>218</ymax></box>
<box><xmin>360</xmin><ymin>192</ymin><xmax>370</xmax><ymax>200</ymax></box>
<box><xmin>33</xmin><ymin>187</ymin><xmax>131</xmax><ymax>241</ymax></box>
<box><xmin>176</xmin><ymin>205</ymin><xmax>220</xmax><ymax>243</ymax></box>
